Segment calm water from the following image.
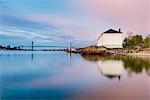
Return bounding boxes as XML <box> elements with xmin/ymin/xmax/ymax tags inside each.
<box><xmin>0</xmin><ymin>51</ymin><xmax>150</xmax><ymax>100</ymax></box>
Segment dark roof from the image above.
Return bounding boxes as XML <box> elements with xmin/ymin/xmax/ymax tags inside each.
<box><xmin>104</xmin><ymin>29</ymin><xmax>122</xmax><ymax>33</ymax></box>
<box><xmin>97</xmin><ymin>29</ymin><xmax>122</xmax><ymax>40</ymax></box>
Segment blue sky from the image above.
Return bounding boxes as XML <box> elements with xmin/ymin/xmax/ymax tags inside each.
<box><xmin>0</xmin><ymin>0</ymin><xmax>149</xmax><ymax>47</ymax></box>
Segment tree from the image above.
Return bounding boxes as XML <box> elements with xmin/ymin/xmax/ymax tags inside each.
<box><xmin>123</xmin><ymin>35</ymin><xmax>144</xmax><ymax>49</ymax></box>
<box><xmin>143</xmin><ymin>35</ymin><xmax>150</xmax><ymax>48</ymax></box>
<box><xmin>131</xmin><ymin>35</ymin><xmax>143</xmax><ymax>47</ymax></box>
<box><xmin>123</xmin><ymin>37</ymin><xmax>130</xmax><ymax>48</ymax></box>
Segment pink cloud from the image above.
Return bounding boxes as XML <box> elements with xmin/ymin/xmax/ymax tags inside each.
<box><xmin>72</xmin><ymin>0</ymin><xmax>150</xmax><ymax>35</ymax></box>
<box><xmin>22</xmin><ymin>0</ymin><xmax>149</xmax><ymax>46</ymax></box>
<box><xmin>25</xmin><ymin>14</ymin><xmax>102</xmax><ymax>42</ymax></box>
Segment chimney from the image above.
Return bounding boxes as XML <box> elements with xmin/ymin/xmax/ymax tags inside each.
<box><xmin>119</xmin><ymin>28</ymin><xmax>121</xmax><ymax>32</ymax></box>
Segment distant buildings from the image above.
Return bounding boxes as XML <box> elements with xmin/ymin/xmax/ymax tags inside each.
<box><xmin>97</xmin><ymin>29</ymin><xmax>123</xmax><ymax>48</ymax></box>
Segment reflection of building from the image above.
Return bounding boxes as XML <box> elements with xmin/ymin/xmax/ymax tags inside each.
<box><xmin>97</xmin><ymin>60</ymin><xmax>123</xmax><ymax>80</ymax></box>
<box><xmin>97</xmin><ymin>29</ymin><xmax>123</xmax><ymax>48</ymax></box>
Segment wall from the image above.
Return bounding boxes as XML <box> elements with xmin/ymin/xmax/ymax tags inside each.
<box><xmin>97</xmin><ymin>33</ymin><xmax>123</xmax><ymax>48</ymax></box>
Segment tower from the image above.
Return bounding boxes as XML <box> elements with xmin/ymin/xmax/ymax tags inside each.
<box><xmin>31</xmin><ymin>41</ymin><xmax>34</xmax><ymax>51</ymax></box>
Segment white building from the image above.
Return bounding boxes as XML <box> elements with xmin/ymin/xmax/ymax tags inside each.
<box><xmin>97</xmin><ymin>29</ymin><xmax>123</xmax><ymax>48</ymax></box>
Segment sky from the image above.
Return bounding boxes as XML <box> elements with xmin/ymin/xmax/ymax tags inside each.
<box><xmin>0</xmin><ymin>0</ymin><xmax>150</xmax><ymax>47</ymax></box>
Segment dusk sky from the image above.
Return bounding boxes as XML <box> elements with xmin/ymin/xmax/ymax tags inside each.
<box><xmin>0</xmin><ymin>0</ymin><xmax>149</xmax><ymax>47</ymax></box>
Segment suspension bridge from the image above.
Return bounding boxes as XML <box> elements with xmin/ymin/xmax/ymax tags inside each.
<box><xmin>1</xmin><ymin>42</ymin><xmax>76</xmax><ymax>51</ymax></box>
<box><xmin>18</xmin><ymin>45</ymin><xmax>69</xmax><ymax>51</ymax></box>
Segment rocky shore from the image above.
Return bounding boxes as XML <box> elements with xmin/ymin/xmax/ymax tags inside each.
<box><xmin>66</xmin><ymin>46</ymin><xmax>107</xmax><ymax>55</ymax></box>
<box><xmin>66</xmin><ymin>45</ymin><xmax>150</xmax><ymax>56</ymax></box>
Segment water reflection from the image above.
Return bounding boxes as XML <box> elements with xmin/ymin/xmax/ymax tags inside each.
<box><xmin>31</xmin><ymin>53</ymin><xmax>33</xmax><ymax>61</ymax></box>
<box><xmin>110</xmin><ymin>56</ymin><xmax>150</xmax><ymax>76</ymax></box>
<box><xmin>0</xmin><ymin>52</ymin><xmax>34</xmax><ymax>61</ymax></box>
<box><xmin>81</xmin><ymin>54</ymin><xmax>150</xmax><ymax>76</ymax></box>
<box><xmin>1</xmin><ymin>52</ymin><xmax>150</xmax><ymax>99</ymax></box>
<box><xmin>97</xmin><ymin>60</ymin><xmax>123</xmax><ymax>80</ymax></box>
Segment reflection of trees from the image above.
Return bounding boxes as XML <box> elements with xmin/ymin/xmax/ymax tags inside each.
<box><xmin>109</xmin><ymin>56</ymin><xmax>150</xmax><ymax>75</ymax></box>
<box><xmin>122</xmin><ymin>56</ymin><xmax>150</xmax><ymax>74</ymax></box>
<box><xmin>81</xmin><ymin>54</ymin><xmax>150</xmax><ymax>75</ymax></box>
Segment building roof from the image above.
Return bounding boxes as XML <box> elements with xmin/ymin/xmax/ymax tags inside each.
<box><xmin>97</xmin><ymin>29</ymin><xmax>122</xmax><ymax>40</ymax></box>
<box><xmin>103</xmin><ymin>29</ymin><xmax>122</xmax><ymax>33</ymax></box>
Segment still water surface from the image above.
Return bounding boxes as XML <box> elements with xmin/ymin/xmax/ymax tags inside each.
<box><xmin>0</xmin><ymin>51</ymin><xmax>150</xmax><ymax>100</ymax></box>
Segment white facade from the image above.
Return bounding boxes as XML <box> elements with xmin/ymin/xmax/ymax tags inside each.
<box><xmin>97</xmin><ymin>29</ymin><xmax>123</xmax><ymax>48</ymax></box>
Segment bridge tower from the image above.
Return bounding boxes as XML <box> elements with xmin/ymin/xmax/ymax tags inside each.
<box><xmin>31</xmin><ymin>41</ymin><xmax>34</xmax><ymax>51</ymax></box>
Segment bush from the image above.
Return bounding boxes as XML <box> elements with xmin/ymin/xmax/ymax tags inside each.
<box><xmin>143</xmin><ymin>35</ymin><xmax>150</xmax><ymax>48</ymax></box>
<box><xmin>123</xmin><ymin>35</ymin><xmax>144</xmax><ymax>49</ymax></box>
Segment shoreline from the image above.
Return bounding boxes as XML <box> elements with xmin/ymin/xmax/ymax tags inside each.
<box><xmin>126</xmin><ymin>52</ymin><xmax>150</xmax><ymax>56</ymax></box>
<box><xmin>1</xmin><ymin>49</ymin><xmax>150</xmax><ymax>57</ymax></box>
